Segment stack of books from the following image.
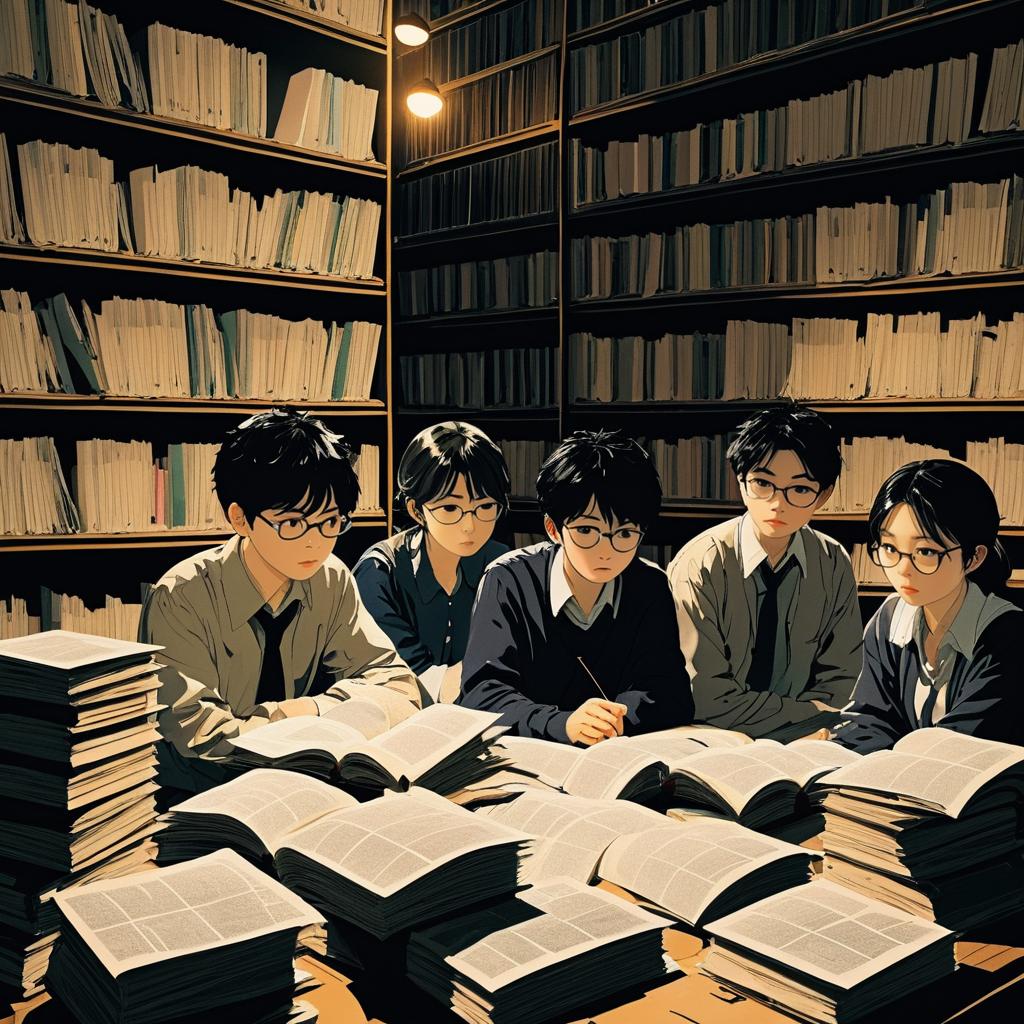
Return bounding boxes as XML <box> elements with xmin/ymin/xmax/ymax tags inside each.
<box><xmin>274</xmin><ymin>0</ymin><xmax>384</xmax><ymax>36</ymax></box>
<box><xmin>980</xmin><ymin>38</ymin><xmax>1024</xmax><ymax>134</ymax></box>
<box><xmin>47</xmin><ymin>849</ymin><xmax>323</xmax><ymax>1024</ymax></box>
<box><xmin>0</xmin><ymin>631</ymin><xmax>163</xmax><ymax>997</ymax></box>
<box><xmin>408</xmin><ymin>877</ymin><xmax>671</xmax><ymax>1024</ymax></box>
<box><xmin>0</xmin><ymin>596</ymin><xmax>39</xmax><ymax>639</ymax></box>
<box><xmin>819</xmin><ymin>729</ymin><xmax>1024</xmax><ymax>930</ymax></box>
<box><xmin>701</xmin><ymin>880</ymin><xmax>955</xmax><ymax>1024</ymax></box>
<box><xmin>0</xmin><ymin>135</ymin><xmax>25</xmax><ymax>242</ymax></box>
<box><xmin>274</xmin><ymin>67</ymin><xmax>378</xmax><ymax>160</ymax></box>
<box><xmin>0</xmin><ymin>437</ymin><xmax>80</xmax><ymax>535</ymax></box>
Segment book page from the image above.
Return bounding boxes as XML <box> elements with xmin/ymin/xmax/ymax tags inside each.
<box><xmin>279</xmin><ymin>788</ymin><xmax>529</xmax><ymax>898</ymax></box>
<box><xmin>229</xmin><ymin>716</ymin><xmax>366</xmax><ymax>764</ymax></box>
<box><xmin>599</xmin><ymin>821</ymin><xmax>812</xmax><ymax>925</ymax></box>
<box><xmin>738</xmin><ymin>739</ymin><xmax>862</xmax><ymax>788</ymax></box>
<box><xmin>640</xmin><ymin>726</ymin><xmax>753</xmax><ymax>749</ymax></box>
<box><xmin>821</xmin><ymin>728</ymin><xmax>1024</xmax><ymax>817</ymax></box>
<box><xmin>705</xmin><ymin>880</ymin><xmax>952</xmax><ymax>990</ymax></box>
<box><xmin>622</xmin><ymin>732</ymin><xmax>708</xmax><ymax>771</ymax></box>
<box><xmin>167</xmin><ymin>768</ymin><xmax>356</xmax><ymax>851</ymax></box>
<box><xmin>54</xmin><ymin>849</ymin><xmax>323</xmax><ymax>978</ymax></box>
<box><xmin>321</xmin><ymin>697</ymin><xmax>390</xmax><ymax>739</ymax></box>
<box><xmin>0</xmin><ymin>629</ymin><xmax>160</xmax><ymax>669</ymax></box>
<box><xmin>479</xmin><ymin>790</ymin><xmax>665</xmax><ymax>883</ymax></box>
<box><xmin>492</xmin><ymin>736</ymin><xmax>583</xmax><ymax>788</ymax></box>
<box><xmin>324</xmin><ymin>681</ymin><xmax>417</xmax><ymax>732</ymax></box>
<box><xmin>561</xmin><ymin>739</ymin><xmax>664</xmax><ymax>799</ymax></box>
<box><xmin>672</xmin><ymin>749</ymin><xmax>795</xmax><ymax>815</ymax></box>
<box><xmin>438</xmin><ymin>878</ymin><xmax>668</xmax><ymax>992</ymax></box>
<box><xmin>365</xmin><ymin>704</ymin><xmax>503</xmax><ymax>783</ymax></box>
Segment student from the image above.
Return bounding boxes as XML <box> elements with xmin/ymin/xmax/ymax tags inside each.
<box><xmin>457</xmin><ymin>429</ymin><xmax>693</xmax><ymax>744</ymax></box>
<box><xmin>667</xmin><ymin>405</ymin><xmax>862</xmax><ymax>741</ymax></box>
<box><xmin>139</xmin><ymin>409</ymin><xmax>420</xmax><ymax>794</ymax></box>
<box><xmin>833</xmin><ymin>460</ymin><xmax>1023</xmax><ymax>752</ymax></box>
<box><xmin>354</xmin><ymin>422</ymin><xmax>510</xmax><ymax>704</ymax></box>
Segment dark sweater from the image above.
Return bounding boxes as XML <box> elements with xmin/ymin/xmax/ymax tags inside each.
<box><xmin>456</xmin><ymin>542</ymin><xmax>694</xmax><ymax>742</ymax></box>
<box><xmin>834</xmin><ymin>593</ymin><xmax>1024</xmax><ymax>753</ymax></box>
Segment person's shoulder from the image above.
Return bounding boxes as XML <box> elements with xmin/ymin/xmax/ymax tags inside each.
<box><xmin>482</xmin><ymin>541</ymin><xmax>554</xmax><ymax>584</ymax></box>
<box><xmin>150</xmin><ymin>543</ymin><xmax>232</xmax><ymax>597</ymax></box>
<box><xmin>802</xmin><ymin>524</ymin><xmax>853</xmax><ymax>565</ymax></box>
<box><xmin>666</xmin><ymin>518</ymin><xmax>739</xmax><ymax>577</ymax></box>
<box><xmin>353</xmin><ymin>528</ymin><xmax>412</xmax><ymax>574</ymax></box>
<box><xmin>316</xmin><ymin>552</ymin><xmax>357</xmax><ymax>595</ymax></box>
<box><xmin>976</xmin><ymin>598</ymin><xmax>1024</xmax><ymax>650</ymax></box>
<box><xmin>865</xmin><ymin>593</ymin><xmax>902</xmax><ymax>641</ymax></box>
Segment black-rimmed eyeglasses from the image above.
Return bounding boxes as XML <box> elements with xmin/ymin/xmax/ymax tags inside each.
<box><xmin>742</xmin><ymin>476</ymin><xmax>821</xmax><ymax>509</ymax></box>
<box><xmin>564</xmin><ymin>524</ymin><xmax>644</xmax><ymax>552</ymax></box>
<box><xmin>869</xmin><ymin>542</ymin><xmax>960</xmax><ymax>575</ymax></box>
<box><xmin>257</xmin><ymin>513</ymin><xmax>351</xmax><ymax>540</ymax></box>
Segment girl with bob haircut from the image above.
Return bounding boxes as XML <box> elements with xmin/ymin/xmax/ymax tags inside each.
<box><xmin>833</xmin><ymin>459</ymin><xmax>1024</xmax><ymax>752</ymax></box>
<box><xmin>354</xmin><ymin>421</ymin><xmax>510</xmax><ymax>703</ymax></box>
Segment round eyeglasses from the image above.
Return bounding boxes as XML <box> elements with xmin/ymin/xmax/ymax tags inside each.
<box><xmin>424</xmin><ymin>501</ymin><xmax>500</xmax><ymax>526</ymax></box>
<box><xmin>564</xmin><ymin>524</ymin><xmax>644</xmax><ymax>552</ymax></box>
<box><xmin>743</xmin><ymin>476</ymin><xmax>821</xmax><ymax>509</ymax></box>
<box><xmin>258</xmin><ymin>513</ymin><xmax>351</xmax><ymax>540</ymax></box>
<box><xmin>869</xmin><ymin>542</ymin><xmax>960</xmax><ymax>576</ymax></box>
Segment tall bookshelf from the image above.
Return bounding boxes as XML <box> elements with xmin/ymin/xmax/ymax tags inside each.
<box><xmin>391</xmin><ymin>0</ymin><xmax>1024</xmax><ymax>605</ymax></box>
<box><xmin>0</xmin><ymin>0</ymin><xmax>394</xmax><ymax>637</ymax></box>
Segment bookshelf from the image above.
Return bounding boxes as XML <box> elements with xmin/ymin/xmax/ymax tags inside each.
<box><xmin>390</xmin><ymin>0</ymin><xmax>1024</xmax><ymax>608</ymax></box>
<box><xmin>0</xmin><ymin>0</ymin><xmax>393</xmax><ymax>639</ymax></box>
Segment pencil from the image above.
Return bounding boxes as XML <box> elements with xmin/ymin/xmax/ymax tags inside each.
<box><xmin>577</xmin><ymin>656</ymin><xmax>610</xmax><ymax>701</ymax></box>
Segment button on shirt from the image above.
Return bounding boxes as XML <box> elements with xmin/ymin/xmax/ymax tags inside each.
<box><xmin>739</xmin><ymin>514</ymin><xmax>808</xmax><ymax>694</ymax></box>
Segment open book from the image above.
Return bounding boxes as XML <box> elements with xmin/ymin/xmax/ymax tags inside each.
<box><xmin>48</xmin><ymin>849</ymin><xmax>323</xmax><ymax>1024</ymax></box>
<box><xmin>475</xmin><ymin>788</ymin><xmax>666</xmax><ymax>883</ymax></box>
<box><xmin>701</xmin><ymin>880</ymin><xmax>956</xmax><ymax>1024</ymax></box>
<box><xmin>664</xmin><ymin>739</ymin><xmax>862</xmax><ymax>828</ymax></box>
<box><xmin>408</xmin><ymin>877</ymin><xmax>672</xmax><ymax>1024</ymax></box>
<box><xmin>231</xmin><ymin>703</ymin><xmax>507</xmax><ymax>793</ymax></box>
<box><xmin>598</xmin><ymin>819</ymin><xmax>817</xmax><ymax>929</ymax></box>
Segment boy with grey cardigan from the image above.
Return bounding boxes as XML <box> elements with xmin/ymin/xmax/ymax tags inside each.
<box><xmin>667</xmin><ymin>406</ymin><xmax>862</xmax><ymax>741</ymax></box>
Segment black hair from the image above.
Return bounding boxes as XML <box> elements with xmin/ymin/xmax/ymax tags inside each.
<box><xmin>396</xmin><ymin>421</ymin><xmax>510</xmax><ymax>519</ymax></box>
<box><xmin>868</xmin><ymin>459</ymin><xmax>1010</xmax><ymax>594</ymax></box>
<box><xmin>213</xmin><ymin>409</ymin><xmax>359</xmax><ymax>522</ymax></box>
<box><xmin>537</xmin><ymin>429</ymin><xmax>662</xmax><ymax>532</ymax></box>
<box><xmin>727</xmin><ymin>403</ymin><xmax>842</xmax><ymax>489</ymax></box>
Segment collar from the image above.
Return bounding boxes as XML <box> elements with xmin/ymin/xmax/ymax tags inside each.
<box><xmin>890</xmin><ymin>581</ymin><xmax>1014</xmax><ymax>657</ymax></box>
<box><xmin>407</xmin><ymin>527</ymin><xmax>498</xmax><ymax>604</ymax></box>
<box><xmin>738</xmin><ymin>513</ymin><xmax>808</xmax><ymax>580</ymax></box>
<box><xmin>549</xmin><ymin>545</ymin><xmax>621</xmax><ymax>620</ymax></box>
<box><xmin>224</xmin><ymin>534</ymin><xmax>312</xmax><ymax>632</ymax></box>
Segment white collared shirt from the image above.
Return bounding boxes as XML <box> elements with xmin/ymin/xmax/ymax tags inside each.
<box><xmin>549</xmin><ymin>545</ymin><xmax>620</xmax><ymax>630</ymax></box>
<box><xmin>888</xmin><ymin>582</ymin><xmax>1017</xmax><ymax>725</ymax></box>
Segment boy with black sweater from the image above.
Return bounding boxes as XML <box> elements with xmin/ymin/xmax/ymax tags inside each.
<box><xmin>457</xmin><ymin>430</ymin><xmax>694</xmax><ymax>744</ymax></box>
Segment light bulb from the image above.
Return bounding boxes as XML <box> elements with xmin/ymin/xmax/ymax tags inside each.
<box><xmin>406</xmin><ymin>79</ymin><xmax>443</xmax><ymax>118</ymax></box>
<box><xmin>394</xmin><ymin>13</ymin><xmax>430</xmax><ymax>47</ymax></box>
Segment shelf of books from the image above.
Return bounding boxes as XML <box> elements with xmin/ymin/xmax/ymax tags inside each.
<box><xmin>389</xmin><ymin>0</ymin><xmax>1024</xmax><ymax>612</ymax></box>
<box><xmin>0</xmin><ymin>0</ymin><xmax>393</xmax><ymax>640</ymax></box>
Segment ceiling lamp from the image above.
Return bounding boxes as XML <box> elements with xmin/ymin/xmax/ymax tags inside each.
<box><xmin>394</xmin><ymin>13</ymin><xmax>430</xmax><ymax>47</ymax></box>
<box><xmin>406</xmin><ymin>79</ymin><xmax>443</xmax><ymax>118</ymax></box>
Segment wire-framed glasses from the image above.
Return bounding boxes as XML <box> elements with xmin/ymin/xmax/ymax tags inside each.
<box><xmin>743</xmin><ymin>476</ymin><xmax>821</xmax><ymax>509</ymax></box>
<box><xmin>869</xmin><ymin>542</ymin><xmax>961</xmax><ymax>575</ymax></box>
<box><xmin>258</xmin><ymin>512</ymin><xmax>351</xmax><ymax>540</ymax></box>
<box><xmin>424</xmin><ymin>501</ymin><xmax>501</xmax><ymax>526</ymax></box>
<box><xmin>564</xmin><ymin>524</ymin><xmax>644</xmax><ymax>552</ymax></box>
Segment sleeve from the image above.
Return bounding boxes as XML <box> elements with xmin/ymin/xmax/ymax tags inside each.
<box><xmin>456</xmin><ymin>566</ymin><xmax>572</xmax><ymax>742</ymax></box>
<box><xmin>802</xmin><ymin>548</ymin><xmax>863</xmax><ymax>709</ymax></box>
<box><xmin>831</xmin><ymin>602</ymin><xmax>909</xmax><ymax>752</ymax></box>
<box><xmin>139</xmin><ymin>585</ymin><xmax>266</xmax><ymax>762</ymax></box>
<box><xmin>670</xmin><ymin>544</ymin><xmax>835</xmax><ymax>740</ymax></box>
<box><xmin>353</xmin><ymin>554</ymin><xmax>436</xmax><ymax>675</ymax></box>
<box><xmin>311</xmin><ymin>563</ymin><xmax>422</xmax><ymax>713</ymax></box>
<box><xmin>936</xmin><ymin>614</ymin><xmax>1024</xmax><ymax>744</ymax></box>
<box><xmin>616</xmin><ymin>574</ymin><xmax>694</xmax><ymax>734</ymax></box>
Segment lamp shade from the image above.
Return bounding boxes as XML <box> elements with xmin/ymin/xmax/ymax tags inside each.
<box><xmin>406</xmin><ymin>79</ymin><xmax>443</xmax><ymax>118</ymax></box>
<box><xmin>394</xmin><ymin>12</ymin><xmax>430</xmax><ymax>47</ymax></box>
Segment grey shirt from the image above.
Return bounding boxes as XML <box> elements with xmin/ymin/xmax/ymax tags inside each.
<box><xmin>139</xmin><ymin>535</ymin><xmax>420</xmax><ymax>791</ymax></box>
<box><xmin>667</xmin><ymin>515</ymin><xmax>863</xmax><ymax>740</ymax></box>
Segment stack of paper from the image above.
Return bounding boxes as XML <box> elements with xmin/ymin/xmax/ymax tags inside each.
<box><xmin>819</xmin><ymin>729</ymin><xmax>1024</xmax><ymax>930</ymax></box>
<box><xmin>231</xmin><ymin>703</ymin><xmax>506</xmax><ymax>794</ymax></box>
<box><xmin>47</xmin><ymin>849</ymin><xmax>323</xmax><ymax>1024</ymax></box>
<box><xmin>701</xmin><ymin>880</ymin><xmax>956</xmax><ymax>1024</ymax></box>
<box><xmin>408</xmin><ymin>877</ymin><xmax>672</xmax><ymax>1024</ymax></box>
<box><xmin>0</xmin><ymin>631</ymin><xmax>163</xmax><ymax>997</ymax></box>
<box><xmin>275</xmin><ymin>788</ymin><xmax>530</xmax><ymax>940</ymax></box>
<box><xmin>274</xmin><ymin>67</ymin><xmax>378</xmax><ymax>159</ymax></box>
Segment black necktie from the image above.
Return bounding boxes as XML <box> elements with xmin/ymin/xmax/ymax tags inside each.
<box><xmin>252</xmin><ymin>601</ymin><xmax>300</xmax><ymax>705</ymax></box>
<box><xmin>747</xmin><ymin>558</ymin><xmax>797</xmax><ymax>693</ymax></box>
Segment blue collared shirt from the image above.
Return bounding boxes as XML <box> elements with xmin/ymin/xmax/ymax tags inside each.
<box><xmin>354</xmin><ymin>527</ymin><xmax>508</xmax><ymax>675</ymax></box>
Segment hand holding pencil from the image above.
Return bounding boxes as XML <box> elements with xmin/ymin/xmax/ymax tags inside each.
<box><xmin>565</xmin><ymin>657</ymin><xmax>627</xmax><ymax>745</ymax></box>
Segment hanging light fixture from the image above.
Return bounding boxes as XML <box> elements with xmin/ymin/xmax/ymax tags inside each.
<box><xmin>394</xmin><ymin>12</ymin><xmax>430</xmax><ymax>47</ymax></box>
<box><xmin>406</xmin><ymin>78</ymin><xmax>443</xmax><ymax>118</ymax></box>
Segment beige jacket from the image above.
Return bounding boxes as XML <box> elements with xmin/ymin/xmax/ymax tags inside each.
<box><xmin>140</xmin><ymin>535</ymin><xmax>420</xmax><ymax>788</ymax></box>
<box><xmin>667</xmin><ymin>516</ymin><xmax>862</xmax><ymax>740</ymax></box>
